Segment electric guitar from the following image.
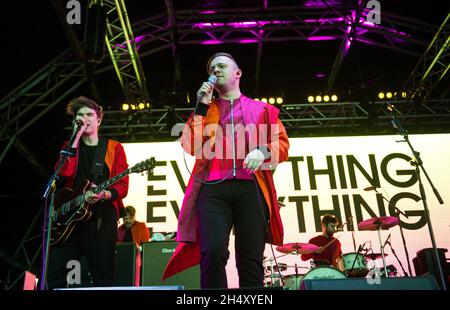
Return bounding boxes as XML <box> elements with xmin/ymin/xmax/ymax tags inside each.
<box><xmin>50</xmin><ymin>157</ymin><xmax>156</xmax><ymax>245</ymax></box>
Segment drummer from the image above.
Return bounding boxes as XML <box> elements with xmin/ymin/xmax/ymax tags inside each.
<box><xmin>301</xmin><ymin>214</ymin><xmax>342</xmax><ymax>268</ymax></box>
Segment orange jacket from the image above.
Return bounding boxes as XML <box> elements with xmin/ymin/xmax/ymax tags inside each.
<box><xmin>117</xmin><ymin>221</ymin><xmax>150</xmax><ymax>246</ymax></box>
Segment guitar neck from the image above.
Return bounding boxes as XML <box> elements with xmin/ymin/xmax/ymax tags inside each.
<box><xmin>95</xmin><ymin>169</ymin><xmax>130</xmax><ymax>193</ymax></box>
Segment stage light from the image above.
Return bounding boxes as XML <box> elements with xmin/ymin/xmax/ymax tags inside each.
<box><xmin>308</xmin><ymin>96</ymin><xmax>314</xmax><ymax>103</ymax></box>
<box><xmin>254</xmin><ymin>98</ymin><xmax>260</xmax><ymax>101</ymax></box>
<box><xmin>138</xmin><ymin>102</ymin><xmax>145</xmax><ymax>110</ymax></box>
<box><xmin>378</xmin><ymin>92</ymin><xmax>385</xmax><ymax>99</ymax></box>
<box><xmin>315</xmin><ymin>95</ymin><xmax>322</xmax><ymax>102</ymax></box>
<box><xmin>401</xmin><ymin>92</ymin><xmax>407</xmax><ymax>98</ymax></box>
<box><xmin>269</xmin><ymin>97</ymin><xmax>275</xmax><ymax>104</ymax></box>
<box><xmin>122</xmin><ymin>103</ymin><xmax>129</xmax><ymax>111</ymax></box>
<box><xmin>261</xmin><ymin>98</ymin><xmax>268</xmax><ymax>103</ymax></box>
<box><xmin>130</xmin><ymin>104</ymin><xmax>136</xmax><ymax>110</ymax></box>
<box><xmin>323</xmin><ymin>95</ymin><xmax>330</xmax><ymax>102</ymax></box>
<box><xmin>386</xmin><ymin>92</ymin><xmax>393</xmax><ymax>99</ymax></box>
<box><xmin>276</xmin><ymin>97</ymin><xmax>283</xmax><ymax>104</ymax></box>
<box><xmin>331</xmin><ymin>95</ymin><xmax>338</xmax><ymax>102</ymax></box>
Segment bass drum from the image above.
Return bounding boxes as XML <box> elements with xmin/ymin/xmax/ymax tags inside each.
<box><xmin>300</xmin><ymin>266</ymin><xmax>346</xmax><ymax>287</ymax></box>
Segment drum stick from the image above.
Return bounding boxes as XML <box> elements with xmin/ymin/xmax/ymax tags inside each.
<box><xmin>322</xmin><ymin>235</ymin><xmax>341</xmax><ymax>249</ymax></box>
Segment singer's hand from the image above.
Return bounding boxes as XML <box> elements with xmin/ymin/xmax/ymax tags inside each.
<box><xmin>69</xmin><ymin>119</ymin><xmax>87</xmax><ymax>149</ymax></box>
<box><xmin>196</xmin><ymin>82</ymin><xmax>214</xmax><ymax>105</ymax></box>
<box><xmin>243</xmin><ymin>149</ymin><xmax>265</xmax><ymax>174</ymax></box>
<box><xmin>72</xmin><ymin>119</ymin><xmax>87</xmax><ymax>136</ymax></box>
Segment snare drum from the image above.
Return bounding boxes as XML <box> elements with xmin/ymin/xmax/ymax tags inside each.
<box><xmin>338</xmin><ymin>253</ymin><xmax>369</xmax><ymax>277</ymax></box>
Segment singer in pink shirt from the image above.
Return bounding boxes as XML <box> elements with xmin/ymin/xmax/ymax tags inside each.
<box><xmin>163</xmin><ymin>52</ymin><xmax>290</xmax><ymax>289</ymax></box>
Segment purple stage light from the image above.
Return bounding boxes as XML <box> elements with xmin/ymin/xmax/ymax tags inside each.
<box><xmin>198</xmin><ymin>10</ymin><xmax>217</xmax><ymax>14</ymax></box>
<box><xmin>201</xmin><ymin>40</ymin><xmax>223</xmax><ymax>45</ymax></box>
<box><xmin>307</xmin><ymin>36</ymin><xmax>338</xmax><ymax>41</ymax></box>
<box><xmin>239</xmin><ymin>39</ymin><xmax>258</xmax><ymax>43</ymax></box>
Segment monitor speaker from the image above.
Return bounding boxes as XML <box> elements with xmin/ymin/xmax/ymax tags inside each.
<box><xmin>141</xmin><ymin>241</ymin><xmax>200</xmax><ymax>289</ymax></box>
<box><xmin>301</xmin><ymin>276</ymin><xmax>439</xmax><ymax>290</ymax></box>
<box><xmin>114</xmin><ymin>242</ymin><xmax>139</xmax><ymax>286</ymax></box>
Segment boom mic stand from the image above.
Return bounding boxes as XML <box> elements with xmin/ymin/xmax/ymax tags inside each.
<box><xmin>40</xmin><ymin>122</ymin><xmax>80</xmax><ymax>290</ymax></box>
<box><xmin>388</xmin><ymin>104</ymin><xmax>446</xmax><ymax>290</ymax></box>
<box><xmin>385</xmin><ymin>239</ymin><xmax>407</xmax><ymax>277</ymax></box>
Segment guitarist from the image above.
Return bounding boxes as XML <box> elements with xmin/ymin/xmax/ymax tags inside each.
<box><xmin>47</xmin><ymin>96</ymin><xmax>129</xmax><ymax>289</ymax></box>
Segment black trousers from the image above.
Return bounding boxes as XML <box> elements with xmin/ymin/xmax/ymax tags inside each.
<box><xmin>197</xmin><ymin>179</ymin><xmax>269</xmax><ymax>288</ymax></box>
<box><xmin>46</xmin><ymin>215</ymin><xmax>117</xmax><ymax>289</ymax></box>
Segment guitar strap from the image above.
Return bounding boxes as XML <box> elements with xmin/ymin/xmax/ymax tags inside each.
<box><xmin>90</xmin><ymin>137</ymin><xmax>108</xmax><ymax>184</ymax></box>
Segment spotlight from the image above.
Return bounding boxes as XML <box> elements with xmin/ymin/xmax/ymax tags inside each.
<box><xmin>331</xmin><ymin>95</ymin><xmax>338</xmax><ymax>102</ymax></box>
<box><xmin>378</xmin><ymin>92</ymin><xmax>385</xmax><ymax>99</ymax></box>
<box><xmin>122</xmin><ymin>103</ymin><xmax>129</xmax><ymax>111</ymax></box>
<box><xmin>138</xmin><ymin>102</ymin><xmax>145</xmax><ymax>110</ymax></box>
<box><xmin>276</xmin><ymin>97</ymin><xmax>283</xmax><ymax>104</ymax></box>
<box><xmin>323</xmin><ymin>95</ymin><xmax>330</xmax><ymax>102</ymax></box>
<box><xmin>261</xmin><ymin>98</ymin><xmax>268</xmax><ymax>103</ymax></box>
<box><xmin>307</xmin><ymin>96</ymin><xmax>314</xmax><ymax>103</ymax></box>
<box><xmin>315</xmin><ymin>95</ymin><xmax>322</xmax><ymax>102</ymax></box>
<box><xmin>269</xmin><ymin>98</ymin><xmax>275</xmax><ymax>104</ymax></box>
<box><xmin>130</xmin><ymin>104</ymin><xmax>136</xmax><ymax>110</ymax></box>
<box><xmin>401</xmin><ymin>92</ymin><xmax>407</xmax><ymax>98</ymax></box>
<box><xmin>386</xmin><ymin>92</ymin><xmax>393</xmax><ymax>99</ymax></box>
<box><xmin>254</xmin><ymin>98</ymin><xmax>260</xmax><ymax>101</ymax></box>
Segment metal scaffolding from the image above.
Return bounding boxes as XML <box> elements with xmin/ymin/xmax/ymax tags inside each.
<box><xmin>104</xmin><ymin>0</ymin><xmax>150</xmax><ymax>105</ymax></box>
<box><xmin>405</xmin><ymin>12</ymin><xmax>450</xmax><ymax>102</ymax></box>
<box><xmin>95</xmin><ymin>99</ymin><xmax>450</xmax><ymax>141</ymax></box>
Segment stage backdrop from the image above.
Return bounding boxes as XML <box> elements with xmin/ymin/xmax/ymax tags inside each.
<box><xmin>122</xmin><ymin>133</ymin><xmax>450</xmax><ymax>288</ymax></box>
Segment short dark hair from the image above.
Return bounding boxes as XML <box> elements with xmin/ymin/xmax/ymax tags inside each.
<box><xmin>321</xmin><ymin>214</ymin><xmax>338</xmax><ymax>226</ymax></box>
<box><xmin>206</xmin><ymin>52</ymin><xmax>238</xmax><ymax>73</ymax></box>
<box><xmin>124</xmin><ymin>206</ymin><xmax>136</xmax><ymax>217</ymax></box>
<box><xmin>66</xmin><ymin>96</ymin><xmax>103</xmax><ymax>119</ymax></box>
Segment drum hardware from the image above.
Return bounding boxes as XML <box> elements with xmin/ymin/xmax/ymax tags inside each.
<box><xmin>358</xmin><ymin>216</ymin><xmax>399</xmax><ymax>277</ymax></box>
<box><xmin>382</xmin><ymin>235</ymin><xmax>408</xmax><ymax>277</ymax></box>
<box><xmin>264</xmin><ymin>258</ymin><xmax>285</xmax><ymax>287</ymax></box>
<box><xmin>346</xmin><ymin>242</ymin><xmax>370</xmax><ymax>277</ymax></box>
<box><xmin>364</xmin><ymin>187</ymin><xmax>413</xmax><ymax>276</ymax></box>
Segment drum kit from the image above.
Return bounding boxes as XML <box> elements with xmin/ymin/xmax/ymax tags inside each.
<box><xmin>264</xmin><ymin>215</ymin><xmax>399</xmax><ymax>290</ymax></box>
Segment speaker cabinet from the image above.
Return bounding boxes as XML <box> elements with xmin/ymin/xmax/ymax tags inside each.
<box><xmin>141</xmin><ymin>241</ymin><xmax>200</xmax><ymax>289</ymax></box>
<box><xmin>114</xmin><ymin>242</ymin><xmax>139</xmax><ymax>286</ymax></box>
<box><xmin>301</xmin><ymin>276</ymin><xmax>439</xmax><ymax>290</ymax></box>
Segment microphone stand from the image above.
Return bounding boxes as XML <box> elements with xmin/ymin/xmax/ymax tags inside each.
<box><xmin>390</xmin><ymin>110</ymin><xmax>446</xmax><ymax>290</ymax></box>
<box><xmin>39</xmin><ymin>125</ymin><xmax>79</xmax><ymax>290</ymax></box>
<box><xmin>348</xmin><ymin>244</ymin><xmax>363</xmax><ymax>277</ymax></box>
<box><xmin>385</xmin><ymin>241</ymin><xmax>406</xmax><ymax>277</ymax></box>
<box><xmin>394</xmin><ymin>207</ymin><xmax>412</xmax><ymax>276</ymax></box>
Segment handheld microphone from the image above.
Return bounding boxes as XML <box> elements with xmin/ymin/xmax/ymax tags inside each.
<box><xmin>197</xmin><ymin>75</ymin><xmax>218</xmax><ymax>102</ymax></box>
<box><xmin>74</xmin><ymin>119</ymin><xmax>84</xmax><ymax>130</ymax></box>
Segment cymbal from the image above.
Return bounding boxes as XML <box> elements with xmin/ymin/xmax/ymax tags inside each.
<box><xmin>358</xmin><ymin>216</ymin><xmax>399</xmax><ymax>231</ymax></box>
<box><xmin>365</xmin><ymin>252</ymin><xmax>389</xmax><ymax>260</ymax></box>
<box><xmin>276</xmin><ymin>242</ymin><xmax>319</xmax><ymax>255</ymax></box>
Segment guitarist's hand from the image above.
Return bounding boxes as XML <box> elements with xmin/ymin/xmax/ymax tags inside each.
<box><xmin>84</xmin><ymin>184</ymin><xmax>102</xmax><ymax>205</ymax></box>
<box><xmin>84</xmin><ymin>190</ymin><xmax>101</xmax><ymax>204</ymax></box>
